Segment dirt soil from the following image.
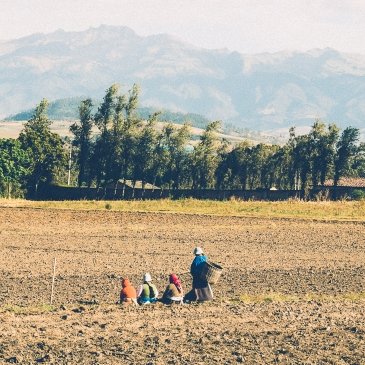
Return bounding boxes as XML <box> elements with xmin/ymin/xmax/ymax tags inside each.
<box><xmin>0</xmin><ymin>207</ymin><xmax>365</xmax><ymax>364</ymax></box>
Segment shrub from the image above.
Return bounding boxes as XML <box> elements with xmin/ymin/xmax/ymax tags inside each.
<box><xmin>351</xmin><ymin>189</ymin><xmax>365</xmax><ymax>201</ymax></box>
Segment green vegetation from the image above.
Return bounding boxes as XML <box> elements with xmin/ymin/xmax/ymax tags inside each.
<box><xmin>7</xmin><ymin>97</ymin><xmax>84</xmax><ymax>121</ymax></box>
<box><xmin>137</xmin><ymin>107</ymin><xmax>209</xmax><ymax>129</ymax></box>
<box><xmin>0</xmin><ymin>83</ymin><xmax>364</xmax><ymax>198</ymax></box>
<box><xmin>67</xmin><ymin>85</ymin><xmax>365</xmax><ymax>193</ymax></box>
<box><xmin>351</xmin><ymin>189</ymin><xmax>365</xmax><ymax>200</ymax></box>
<box><xmin>70</xmin><ymin>99</ymin><xmax>94</xmax><ymax>187</ymax></box>
<box><xmin>0</xmin><ymin>139</ymin><xmax>30</xmax><ymax>198</ymax></box>
<box><xmin>18</xmin><ymin>99</ymin><xmax>66</xmax><ymax>196</ymax></box>
<box><xmin>7</xmin><ymin>97</ymin><xmax>210</xmax><ymax>129</ymax></box>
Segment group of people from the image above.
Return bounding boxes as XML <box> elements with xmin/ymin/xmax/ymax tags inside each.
<box><xmin>118</xmin><ymin>247</ymin><xmax>214</xmax><ymax>306</ymax></box>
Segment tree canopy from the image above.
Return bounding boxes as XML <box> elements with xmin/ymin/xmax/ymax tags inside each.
<box><xmin>0</xmin><ymin>85</ymin><xmax>364</xmax><ymax>198</ymax></box>
<box><xmin>18</xmin><ymin>99</ymin><xmax>66</xmax><ymax>196</ymax></box>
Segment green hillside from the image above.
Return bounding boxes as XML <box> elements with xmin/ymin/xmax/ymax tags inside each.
<box><xmin>6</xmin><ymin>98</ymin><xmax>210</xmax><ymax>129</ymax></box>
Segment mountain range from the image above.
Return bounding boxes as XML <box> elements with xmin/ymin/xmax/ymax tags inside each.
<box><xmin>1</xmin><ymin>25</ymin><xmax>365</xmax><ymax>132</ymax></box>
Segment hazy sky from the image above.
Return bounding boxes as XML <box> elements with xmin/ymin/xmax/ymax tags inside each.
<box><xmin>1</xmin><ymin>0</ymin><xmax>365</xmax><ymax>54</ymax></box>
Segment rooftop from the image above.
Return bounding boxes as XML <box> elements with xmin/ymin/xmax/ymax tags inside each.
<box><xmin>324</xmin><ymin>177</ymin><xmax>365</xmax><ymax>188</ymax></box>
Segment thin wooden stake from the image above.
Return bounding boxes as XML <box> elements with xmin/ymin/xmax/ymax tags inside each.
<box><xmin>50</xmin><ymin>257</ymin><xmax>57</xmax><ymax>305</ymax></box>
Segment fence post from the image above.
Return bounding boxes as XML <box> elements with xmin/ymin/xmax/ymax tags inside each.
<box><xmin>50</xmin><ymin>257</ymin><xmax>57</xmax><ymax>305</ymax></box>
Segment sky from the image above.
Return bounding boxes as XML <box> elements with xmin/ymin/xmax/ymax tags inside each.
<box><xmin>1</xmin><ymin>0</ymin><xmax>365</xmax><ymax>54</ymax></box>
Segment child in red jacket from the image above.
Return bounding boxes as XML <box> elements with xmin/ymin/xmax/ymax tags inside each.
<box><xmin>119</xmin><ymin>278</ymin><xmax>137</xmax><ymax>306</ymax></box>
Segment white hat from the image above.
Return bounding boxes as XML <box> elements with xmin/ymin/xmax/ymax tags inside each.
<box><xmin>144</xmin><ymin>272</ymin><xmax>152</xmax><ymax>282</ymax></box>
<box><xmin>193</xmin><ymin>247</ymin><xmax>203</xmax><ymax>255</ymax></box>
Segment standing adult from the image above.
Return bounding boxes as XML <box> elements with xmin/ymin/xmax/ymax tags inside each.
<box><xmin>185</xmin><ymin>247</ymin><xmax>213</xmax><ymax>302</ymax></box>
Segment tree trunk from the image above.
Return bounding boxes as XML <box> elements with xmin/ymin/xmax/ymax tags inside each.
<box><xmin>7</xmin><ymin>180</ymin><xmax>11</xmax><ymax>199</ymax></box>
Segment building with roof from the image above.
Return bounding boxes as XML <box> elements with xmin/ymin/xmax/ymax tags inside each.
<box><xmin>324</xmin><ymin>177</ymin><xmax>365</xmax><ymax>188</ymax></box>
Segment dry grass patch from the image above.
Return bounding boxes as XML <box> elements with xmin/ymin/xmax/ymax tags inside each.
<box><xmin>237</xmin><ymin>292</ymin><xmax>365</xmax><ymax>303</ymax></box>
<box><xmin>0</xmin><ymin>304</ymin><xmax>56</xmax><ymax>315</ymax></box>
<box><xmin>1</xmin><ymin>198</ymin><xmax>365</xmax><ymax>221</ymax></box>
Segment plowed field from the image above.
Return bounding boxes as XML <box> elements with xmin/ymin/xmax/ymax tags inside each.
<box><xmin>1</xmin><ymin>207</ymin><xmax>365</xmax><ymax>364</ymax></box>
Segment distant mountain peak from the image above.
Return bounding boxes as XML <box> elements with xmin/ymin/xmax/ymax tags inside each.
<box><xmin>1</xmin><ymin>26</ymin><xmax>365</xmax><ymax>131</ymax></box>
<box><xmin>86</xmin><ymin>24</ymin><xmax>137</xmax><ymax>36</ymax></box>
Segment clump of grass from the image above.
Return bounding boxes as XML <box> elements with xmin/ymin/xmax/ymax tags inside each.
<box><xmin>304</xmin><ymin>292</ymin><xmax>365</xmax><ymax>302</ymax></box>
<box><xmin>235</xmin><ymin>292</ymin><xmax>365</xmax><ymax>304</ymax></box>
<box><xmin>0</xmin><ymin>304</ymin><xmax>56</xmax><ymax>315</ymax></box>
<box><xmin>239</xmin><ymin>293</ymin><xmax>299</xmax><ymax>303</ymax></box>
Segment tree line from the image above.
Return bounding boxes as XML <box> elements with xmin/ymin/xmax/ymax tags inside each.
<box><xmin>0</xmin><ymin>84</ymin><xmax>364</xmax><ymax>198</ymax></box>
